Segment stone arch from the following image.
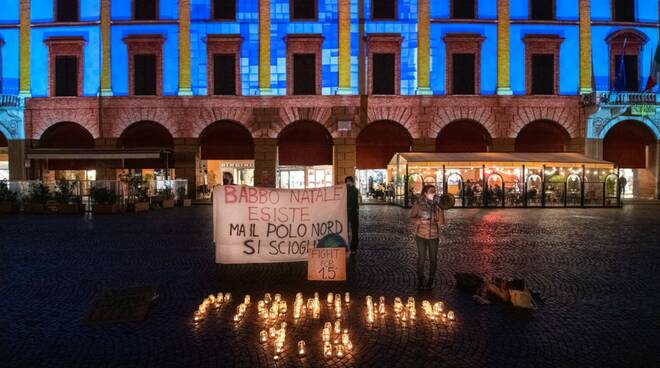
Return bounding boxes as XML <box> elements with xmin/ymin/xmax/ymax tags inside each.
<box><xmin>277</xmin><ymin>120</ymin><xmax>334</xmax><ymax>166</ymax></box>
<box><xmin>366</xmin><ymin>106</ymin><xmax>418</xmax><ymax>138</ymax></box>
<box><xmin>108</xmin><ymin>108</ymin><xmax>178</xmax><ymax>138</ymax></box>
<box><xmin>271</xmin><ymin>107</ymin><xmax>334</xmax><ymax>138</ymax></box>
<box><xmin>191</xmin><ymin>107</ymin><xmax>254</xmax><ymax>138</ymax></box>
<box><xmin>598</xmin><ymin>116</ymin><xmax>660</xmax><ymax>140</ymax></box>
<box><xmin>199</xmin><ymin>120</ymin><xmax>255</xmax><ymax>160</ymax></box>
<box><xmin>605</xmin><ymin>28</ymin><xmax>648</xmax><ymax>45</ymax></box>
<box><xmin>435</xmin><ymin>119</ymin><xmax>493</xmax><ymax>152</ymax></box>
<box><xmin>430</xmin><ymin>107</ymin><xmax>497</xmax><ymax>139</ymax></box>
<box><xmin>603</xmin><ymin>120</ymin><xmax>656</xmax><ymax>168</ymax></box>
<box><xmin>40</xmin><ymin>121</ymin><xmax>95</xmax><ymax>149</ymax></box>
<box><xmin>514</xmin><ymin>119</ymin><xmax>571</xmax><ymax>152</ymax></box>
<box><xmin>356</xmin><ymin>120</ymin><xmax>413</xmax><ymax>169</ymax></box>
<box><xmin>510</xmin><ymin>107</ymin><xmax>578</xmax><ymax>138</ymax></box>
<box><xmin>31</xmin><ymin>108</ymin><xmax>99</xmax><ymax>139</ymax></box>
<box><xmin>118</xmin><ymin>120</ymin><xmax>174</xmax><ymax>149</ymax></box>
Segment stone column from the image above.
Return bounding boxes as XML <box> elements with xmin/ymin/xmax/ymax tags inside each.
<box><xmin>178</xmin><ymin>0</ymin><xmax>193</xmax><ymax>96</ymax></box>
<box><xmin>94</xmin><ymin>138</ymin><xmax>118</xmax><ymax>181</ymax></box>
<box><xmin>337</xmin><ymin>0</ymin><xmax>352</xmax><ymax>95</ymax></box>
<box><xmin>259</xmin><ymin>0</ymin><xmax>271</xmax><ymax>95</ymax></box>
<box><xmin>496</xmin><ymin>0</ymin><xmax>512</xmax><ymax>96</ymax></box>
<box><xmin>174</xmin><ymin>138</ymin><xmax>199</xmax><ymax>198</ymax></box>
<box><xmin>254</xmin><ymin>138</ymin><xmax>277</xmax><ymax>187</ymax></box>
<box><xmin>416</xmin><ymin>0</ymin><xmax>432</xmax><ymax>95</ymax></box>
<box><xmin>584</xmin><ymin>138</ymin><xmax>603</xmax><ymax>159</ymax></box>
<box><xmin>578</xmin><ymin>0</ymin><xmax>593</xmax><ymax>94</ymax></box>
<box><xmin>100</xmin><ymin>0</ymin><xmax>112</xmax><ymax>96</ymax></box>
<box><xmin>19</xmin><ymin>0</ymin><xmax>30</xmax><ymax>97</ymax></box>
<box><xmin>8</xmin><ymin>139</ymin><xmax>26</xmax><ymax>180</ymax></box>
<box><xmin>333</xmin><ymin>138</ymin><xmax>356</xmax><ymax>184</ymax></box>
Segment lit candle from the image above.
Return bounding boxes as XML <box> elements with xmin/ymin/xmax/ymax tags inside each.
<box><xmin>448</xmin><ymin>310</ymin><xmax>455</xmax><ymax>321</ymax></box>
<box><xmin>378</xmin><ymin>302</ymin><xmax>386</xmax><ymax>315</ymax></box>
<box><xmin>260</xmin><ymin>330</ymin><xmax>268</xmax><ymax>343</ymax></box>
<box><xmin>273</xmin><ymin>354</ymin><xmax>279</xmax><ymax>361</ymax></box>
<box><xmin>244</xmin><ymin>294</ymin><xmax>251</xmax><ymax>305</ymax></box>
<box><xmin>341</xmin><ymin>332</ymin><xmax>350</xmax><ymax>345</ymax></box>
<box><xmin>224</xmin><ymin>293</ymin><xmax>231</xmax><ymax>303</ymax></box>
<box><xmin>264</xmin><ymin>293</ymin><xmax>271</xmax><ymax>304</ymax></box>
<box><xmin>323</xmin><ymin>342</ymin><xmax>333</xmax><ymax>357</ymax></box>
<box><xmin>334</xmin><ymin>320</ymin><xmax>341</xmax><ymax>334</ymax></box>
<box><xmin>233</xmin><ymin>314</ymin><xmax>240</xmax><ymax>322</ymax></box>
<box><xmin>269</xmin><ymin>327</ymin><xmax>277</xmax><ymax>338</ymax></box>
<box><xmin>336</xmin><ymin>343</ymin><xmax>345</xmax><ymax>357</ymax></box>
<box><xmin>298</xmin><ymin>340</ymin><xmax>306</xmax><ymax>356</ymax></box>
<box><xmin>322</xmin><ymin>327</ymin><xmax>331</xmax><ymax>342</ymax></box>
<box><xmin>344</xmin><ymin>292</ymin><xmax>350</xmax><ymax>303</ymax></box>
<box><xmin>217</xmin><ymin>292</ymin><xmax>224</xmax><ymax>301</ymax></box>
<box><xmin>327</xmin><ymin>292</ymin><xmax>334</xmax><ymax>304</ymax></box>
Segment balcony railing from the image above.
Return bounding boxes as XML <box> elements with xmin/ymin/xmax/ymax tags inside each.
<box><xmin>0</xmin><ymin>95</ymin><xmax>22</xmax><ymax>107</ymax></box>
<box><xmin>583</xmin><ymin>91</ymin><xmax>660</xmax><ymax>106</ymax></box>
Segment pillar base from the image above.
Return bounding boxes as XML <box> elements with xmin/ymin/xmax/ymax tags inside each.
<box><xmin>415</xmin><ymin>87</ymin><xmax>433</xmax><ymax>96</ymax></box>
<box><xmin>259</xmin><ymin>87</ymin><xmax>273</xmax><ymax>96</ymax></box>
<box><xmin>336</xmin><ymin>87</ymin><xmax>353</xmax><ymax>95</ymax></box>
<box><xmin>579</xmin><ymin>87</ymin><xmax>593</xmax><ymax>95</ymax></box>
<box><xmin>496</xmin><ymin>87</ymin><xmax>513</xmax><ymax>96</ymax></box>
<box><xmin>18</xmin><ymin>90</ymin><xmax>31</xmax><ymax>98</ymax></box>
<box><xmin>99</xmin><ymin>88</ymin><xmax>114</xmax><ymax>97</ymax></box>
<box><xmin>178</xmin><ymin>88</ymin><xmax>193</xmax><ymax>96</ymax></box>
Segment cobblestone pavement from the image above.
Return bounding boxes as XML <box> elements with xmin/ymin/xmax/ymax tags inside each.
<box><xmin>1</xmin><ymin>205</ymin><xmax>660</xmax><ymax>368</ymax></box>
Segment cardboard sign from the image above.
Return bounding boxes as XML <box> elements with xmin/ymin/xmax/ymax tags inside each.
<box><xmin>213</xmin><ymin>184</ymin><xmax>348</xmax><ymax>264</ymax></box>
<box><xmin>307</xmin><ymin>248</ymin><xmax>347</xmax><ymax>281</ymax></box>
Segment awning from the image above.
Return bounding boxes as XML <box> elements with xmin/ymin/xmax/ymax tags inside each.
<box><xmin>27</xmin><ymin>149</ymin><xmax>174</xmax><ymax>170</ymax></box>
<box><xmin>389</xmin><ymin>152</ymin><xmax>616</xmax><ymax>168</ymax></box>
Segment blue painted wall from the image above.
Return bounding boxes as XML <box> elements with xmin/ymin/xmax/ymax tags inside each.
<box><xmin>0</xmin><ymin>0</ymin><xmax>19</xmax><ymax>24</ymax></box>
<box><xmin>0</xmin><ymin>29</ymin><xmax>20</xmax><ymax>95</ymax></box>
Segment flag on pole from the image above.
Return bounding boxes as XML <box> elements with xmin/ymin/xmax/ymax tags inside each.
<box><xmin>644</xmin><ymin>45</ymin><xmax>660</xmax><ymax>91</ymax></box>
<box><xmin>614</xmin><ymin>38</ymin><xmax>628</xmax><ymax>91</ymax></box>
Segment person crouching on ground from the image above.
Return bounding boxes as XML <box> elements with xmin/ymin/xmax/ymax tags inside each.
<box><xmin>409</xmin><ymin>184</ymin><xmax>445</xmax><ymax>290</ymax></box>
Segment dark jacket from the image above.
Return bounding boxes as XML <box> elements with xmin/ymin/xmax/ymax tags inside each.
<box><xmin>347</xmin><ymin>185</ymin><xmax>360</xmax><ymax>216</ymax></box>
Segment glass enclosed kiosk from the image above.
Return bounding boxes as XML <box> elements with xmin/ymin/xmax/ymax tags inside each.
<box><xmin>388</xmin><ymin>152</ymin><xmax>620</xmax><ymax>208</ymax></box>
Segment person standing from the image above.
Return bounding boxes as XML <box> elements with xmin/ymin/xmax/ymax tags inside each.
<box><xmin>409</xmin><ymin>184</ymin><xmax>445</xmax><ymax>290</ymax></box>
<box><xmin>345</xmin><ymin>176</ymin><xmax>360</xmax><ymax>253</ymax></box>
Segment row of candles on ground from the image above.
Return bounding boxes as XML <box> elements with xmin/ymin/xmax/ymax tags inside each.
<box><xmin>365</xmin><ymin>296</ymin><xmax>455</xmax><ymax>324</ymax></box>
<box><xmin>194</xmin><ymin>292</ymin><xmax>232</xmax><ymax>322</ymax></box>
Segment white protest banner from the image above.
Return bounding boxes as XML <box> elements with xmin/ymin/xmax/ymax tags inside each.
<box><xmin>213</xmin><ymin>184</ymin><xmax>348</xmax><ymax>264</ymax></box>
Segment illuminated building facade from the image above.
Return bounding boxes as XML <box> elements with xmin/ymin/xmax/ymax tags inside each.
<box><xmin>0</xmin><ymin>0</ymin><xmax>659</xmax><ymax>199</ymax></box>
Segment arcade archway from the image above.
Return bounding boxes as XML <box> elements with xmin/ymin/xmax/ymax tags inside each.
<box><xmin>357</xmin><ymin>120</ymin><xmax>412</xmax><ymax>200</ymax></box>
<box><xmin>199</xmin><ymin>120</ymin><xmax>255</xmax><ymax>191</ymax></box>
<box><xmin>515</xmin><ymin>120</ymin><xmax>570</xmax><ymax>152</ymax></box>
<box><xmin>436</xmin><ymin>119</ymin><xmax>492</xmax><ymax>152</ymax></box>
<box><xmin>277</xmin><ymin>120</ymin><xmax>333</xmax><ymax>189</ymax></box>
<box><xmin>118</xmin><ymin>120</ymin><xmax>175</xmax><ymax>179</ymax></box>
<box><xmin>38</xmin><ymin>121</ymin><xmax>96</xmax><ymax>181</ymax></box>
<box><xmin>603</xmin><ymin>120</ymin><xmax>657</xmax><ymax>198</ymax></box>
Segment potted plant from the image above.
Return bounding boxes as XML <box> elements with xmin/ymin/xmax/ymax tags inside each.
<box><xmin>24</xmin><ymin>182</ymin><xmax>51</xmax><ymax>213</ymax></box>
<box><xmin>0</xmin><ymin>180</ymin><xmax>19</xmax><ymax>213</ymax></box>
<box><xmin>177</xmin><ymin>186</ymin><xmax>191</xmax><ymax>207</ymax></box>
<box><xmin>90</xmin><ymin>186</ymin><xmax>121</xmax><ymax>214</ymax></box>
<box><xmin>160</xmin><ymin>187</ymin><xmax>175</xmax><ymax>208</ymax></box>
<box><xmin>52</xmin><ymin>180</ymin><xmax>83</xmax><ymax>213</ymax></box>
<box><xmin>124</xmin><ymin>175</ymin><xmax>150</xmax><ymax>212</ymax></box>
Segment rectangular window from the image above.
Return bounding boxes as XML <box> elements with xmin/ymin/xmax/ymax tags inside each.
<box><xmin>293</xmin><ymin>53</ymin><xmax>316</xmax><ymax>95</ymax></box>
<box><xmin>452</xmin><ymin>53</ymin><xmax>476</xmax><ymax>95</ymax></box>
<box><xmin>613</xmin><ymin>0</ymin><xmax>635</xmax><ymax>22</ymax></box>
<box><xmin>531</xmin><ymin>54</ymin><xmax>554</xmax><ymax>95</ymax></box>
<box><xmin>134</xmin><ymin>0</ymin><xmax>158</xmax><ymax>20</ymax></box>
<box><xmin>372</xmin><ymin>0</ymin><xmax>396</xmax><ymax>20</ymax></box>
<box><xmin>372</xmin><ymin>53</ymin><xmax>395</xmax><ymax>95</ymax></box>
<box><xmin>55</xmin><ymin>56</ymin><xmax>78</xmax><ymax>96</ymax></box>
<box><xmin>56</xmin><ymin>0</ymin><xmax>79</xmax><ymax>22</ymax></box>
<box><xmin>453</xmin><ymin>0</ymin><xmax>476</xmax><ymax>19</ymax></box>
<box><xmin>530</xmin><ymin>0</ymin><xmax>553</xmax><ymax>20</ymax></box>
<box><xmin>134</xmin><ymin>54</ymin><xmax>157</xmax><ymax>95</ymax></box>
<box><xmin>213</xmin><ymin>0</ymin><xmax>236</xmax><ymax>20</ymax></box>
<box><xmin>291</xmin><ymin>0</ymin><xmax>316</xmax><ymax>20</ymax></box>
<box><xmin>614</xmin><ymin>55</ymin><xmax>639</xmax><ymax>91</ymax></box>
<box><xmin>213</xmin><ymin>54</ymin><xmax>236</xmax><ymax>95</ymax></box>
